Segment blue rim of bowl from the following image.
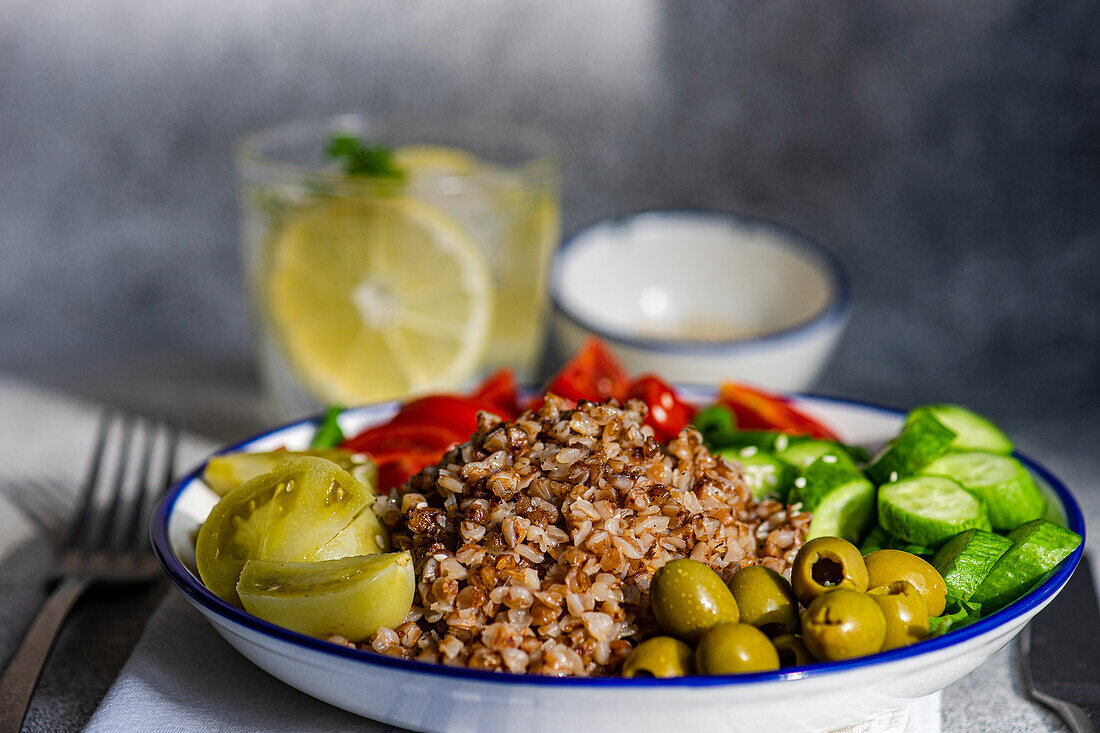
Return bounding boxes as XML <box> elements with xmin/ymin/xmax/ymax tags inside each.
<box><xmin>151</xmin><ymin>392</ymin><xmax>1085</xmax><ymax>688</ymax></box>
<box><xmin>548</xmin><ymin>210</ymin><xmax>852</xmax><ymax>354</ymax></box>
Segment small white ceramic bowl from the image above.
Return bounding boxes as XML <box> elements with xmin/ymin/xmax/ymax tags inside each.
<box><xmin>548</xmin><ymin>211</ymin><xmax>851</xmax><ymax>391</ymax></box>
<box><xmin>152</xmin><ymin>391</ymin><xmax>1084</xmax><ymax>733</ymax></box>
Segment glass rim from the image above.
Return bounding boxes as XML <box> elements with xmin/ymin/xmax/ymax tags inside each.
<box><xmin>234</xmin><ymin>113</ymin><xmax>561</xmax><ymax>192</ymax></box>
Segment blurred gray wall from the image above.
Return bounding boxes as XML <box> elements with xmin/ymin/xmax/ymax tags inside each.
<box><xmin>1</xmin><ymin>0</ymin><xmax>1098</xmax><ymax>444</ymax></box>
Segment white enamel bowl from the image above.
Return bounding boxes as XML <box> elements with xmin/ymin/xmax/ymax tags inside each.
<box><xmin>152</xmin><ymin>391</ymin><xmax>1085</xmax><ymax>733</ymax></box>
<box><xmin>548</xmin><ymin>212</ymin><xmax>851</xmax><ymax>391</ymax></box>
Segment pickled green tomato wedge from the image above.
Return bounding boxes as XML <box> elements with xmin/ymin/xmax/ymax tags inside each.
<box><xmin>195</xmin><ymin>457</ymin><xmax>381</xmax><ymax>604</ymax></box>
<box><xmin>312</xmin><ymin>506</ymin><xmax>388</xmax><ymax>561</ymax></box>
<box><xmin>202</xmin><ymin>449</ymin><xmax>377</xmax><ymax>496</ymax></box>
<box><xmin>237</xmin><ymin>551</ymin><xmax>415</xmax><ymax>641</ymax></box>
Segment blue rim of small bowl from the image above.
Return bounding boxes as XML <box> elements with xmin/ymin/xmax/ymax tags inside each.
<box><xmin>548</xmin><ymin>210</ymin><xmax>853</xmax><ymax>354</ymax></box>
<box><xmin>151</xmin><ymin>392</ymin><xmax>1085</xmax><ymax>688</ymax></box>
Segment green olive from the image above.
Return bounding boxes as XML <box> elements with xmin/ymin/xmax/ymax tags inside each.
<box><xmin>864</xmin><ymin>549</ymin><xmax>948</xmax><ymax>617</ymax></box>
<box><xmin>650</xmin><ymin>559</ymin><xmax>739</xmax><ymax>642</ymax></box>
<box><xmin>621</xmin><ymin>636</ymin><xmax>694</xmax><ymax>678</ymax></box>
<box><xmin>867</xmin><ymin>581</ymin><xmax>930</xmax><ymax>650</ymax></box>
<box><xmin>801</xmin><ymin>588</ymin><xmax>887</xmax><ymax>661</ymax></box>
<box><xmin>771</xmin><ymin>634</ymin><xmax>816</xmax><ymax>668</ymax></box>
<box><xmin>791</xmin><ymin>537</ymin><xmax>870</xmax><ymax>606</ymax></box>
<box><xmin>727</xmin><ymin>564</ymin><xmax>799</xmax><ymax>637</ymax></box>
<box><xmin>695</xmin><ymin>623</ymin><xmax>780</xmax><ymax>675</ymax></box>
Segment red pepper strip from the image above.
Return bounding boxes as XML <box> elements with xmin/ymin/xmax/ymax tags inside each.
<box><xmin>389</xmin><ymin>395</ymin><xmax>508</xmax><ymax>442</ymax></box>
<box><xmin>342</xmin><ymin>423</ymin><xmax>461</xmax><ymax>493</ymax></box>
<box><xmin>470</xmin><ymin>369</ymin><xmax>521</xmax><ymax>418</ymax></box>
<box><xmin>543</xmin><ymin>337</ymin><xmax>629</xmax><ymax>405</ymax></box>
<box><xmin>627</xmin><ymin>374</ymin><xmax>696</xmax><ymax>443</ymax></box>
<box><xmin>717</xmin><ymin>382</ymin><xmax>840</xmax><ymax>440</ymax></box>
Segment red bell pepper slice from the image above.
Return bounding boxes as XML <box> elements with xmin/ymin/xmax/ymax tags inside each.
<box><xmin>469</xmin><ymin>369</ymin><xmax>521</xmax><ymax>418</ymax></box>
<box><xmin>342</xmin><ymin>423</ymin><xmax>462</xmax><ymax>493</ymax></box>
<box><xmin>389</xmin><ymin>395</ymin><xmax>507</xmax><ymax>442</ymax></box>
<box><xmin>544</xmin><ymin>337</ymin><xmax>629</xmax><ymax>404</ymax></box>
<box><xmin>717</xmin><ymin>382</ymin><xmax>840</xmax><ymax>440</ymax></box>
<box><xmin>627</xmin><ymin>374</ymin><xmax>696</xmax><ymax>442</ymax></box>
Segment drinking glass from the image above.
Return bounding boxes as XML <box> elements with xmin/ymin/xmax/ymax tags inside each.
<box><xmin>235</xmin><ymin>115</ymin><xmax>560</xmax><ymax>418</ymax></box>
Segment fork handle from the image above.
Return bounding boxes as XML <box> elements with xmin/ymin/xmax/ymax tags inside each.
<box><xmin>0</xmin><ymin>575</ymin><xmax>91</xmax><ymax>733</ymax></box>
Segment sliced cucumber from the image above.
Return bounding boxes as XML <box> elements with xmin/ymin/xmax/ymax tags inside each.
<box><xmin>721</xmin><ymin>449</ymin><xmax>797</xmax><ymax>501</ymax></box>
<box><xmin>715</xmin><ymin>431</ymin><xmax>808</xmax><ymax>454</ymax></box>
<box><xmin>877</xmin><ymin>476</ymin><xmax>989</xmax><ymax>547</ymax></box>
<box><xmin>931</xmin><ymin>529</ymin><xmax>1013</xmax><ymax>604</ymax></box>
<box><xmin>777</xmin><ymin>440</ymin><xmax>855</xmax><ymax>471</ymax></box>
<box><xmin>859</xmin><ymin>525</ymin><xmax>935</xmax><ymax>557</ymax></box>
<box><xmin>922</xmin><ymin>452</ymin><xmax>1045</xmax><ymax>531</ymax></box>
<box><xmin>971</xmin><ymin>519</ymin><xmax>1082</xmax><ymax>612</ymax></box>
<box><xmin>866</xmin><ymin>410</ymin><xmax>956</xmax><ymax>485</ymax></box>
<box><xmin>908</xmin><ymin>404</ymin><xmax>1013</xmax><ymax>455</ymax></box>
<box><xmin>929</xmin><ymin>599</ymin><xmax>982</xmax><ymax>636</ymax></box>
<box><xmin>794</xmin><ymin>454</ymin><xmax>876</xmax><ymax>543</ymax></box>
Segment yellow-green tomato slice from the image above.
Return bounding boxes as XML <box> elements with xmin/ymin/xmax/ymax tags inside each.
<box><xmin>312</xmin><ymin>506</ymin><xmax>388</xmax><ymax>560</ymax></box>
<box><xmin>196</xmin><ymin>457</ymin><xmax>374</xmax><ymax>605</ymax></box>
<box><xmin>202</xmin><ymin>449</ymin><xmax>377</xmax><ymax>496</ymax></box>
<box><xmin>237</xmin><ymin>551</ymin><xmax>415</xmax><ymax>642</ymax></box>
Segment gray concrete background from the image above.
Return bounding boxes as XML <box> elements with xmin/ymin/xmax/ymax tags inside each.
<box><xmin>1</xmin><ymin>0</ymin><xmax>1098</xmax><ymax>449</ymax></box>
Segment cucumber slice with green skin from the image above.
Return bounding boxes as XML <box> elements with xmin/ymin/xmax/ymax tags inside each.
<box><xmin>908</xmin><ymin>404</ymin><xmax>1013</xmax><ymax>455</ymax></box>
<box><xmin>720</xmin><ymin>449</ymin><xmax>797</xmax><ymax>501</ymax></box>
<box><xmin>878</xmin><ymin>476</ymin><xmax>990</xmax><ymax>547</ymax></box>
<box><xmin>866</xmin><ymin>410</ymin><xmax>956</xmax><ymax>485</ymax></box>
<box><xmin>971</xmin><ymin>519</ymin><xmax>1082</xmax><ymax>612</ymax></box>
<box><xmin>794</xmin><ymin>454</ymin><xmax>876</xmax><ymax>543</ymax></box>
<box><xmin>859</xmin><ymin>525</ymin><xmax>935</xmax><ymax>557</ymax></box>
<box><xmin>931</xmin><ymin>529</ymin><xmax>1013</xmax><ymax>604</ymax></box>
<box><xmin>778</xmin><ymin>440</ymin><xmax>858</xmax><ymax>471</ymax></box>
<box><xmin>929</xmin><ymin>599</ymin><xmax>982</xmax><ymax>636</ymax></box>
<box><xmin>922</xmin><ymin>452</ymin><xmax>1045</xmax><ymax>531</ymax></box>
<box><xmin>714</xmin><ymin>431</ymin><xmax>809</xmax><ymax>454</ymax></box>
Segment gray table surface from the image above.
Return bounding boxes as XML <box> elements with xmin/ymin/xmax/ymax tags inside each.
<box><xmin>0</xmin><ymin>374</ymin><xmax>1096</xmax><ymax>732</ymax></box>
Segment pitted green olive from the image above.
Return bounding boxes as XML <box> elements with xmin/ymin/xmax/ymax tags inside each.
<box><xmin>791</xmin><ymin>537</ymin><xmax>870</xmax><ymax>606</ymax></box>
<box><xmin>650</xmin><ymin>559</ymin><xmax>739</xmax><ymax>642</ymax></box>
<box><xmin>867</xmin><ymin>580</ymin><xmax>930</xmax><ymax>650</ymax></box>
<box><xmin>695</xmin><ymin>623</ymin><xmax>780</xmax><ymax>675</ymax></box>
<box><xmin>771</xmin><ymin>633</ymin><xmax>817</xmax><ymax>667</ymax></box>
<box><xmin>864</xmin><ymin>549</ymin><xmax>948</xmax><ymax>617</ymax></box>
<box><xmin>621</xmin><ymin>636</ymin><xmax>694</xmax><ymax>678</ymax></box>
<box><xmin>801</xmin><ymin>588</ymin><xmax>887</xmax><ymax>661</ymax></box>
<box><xmin>727</xmin><ymin>564</ymin><xmax>799</xmax><ymax>637</ymax></box>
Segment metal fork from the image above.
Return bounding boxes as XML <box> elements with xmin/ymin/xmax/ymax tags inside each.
<box><xmin>0</xmin><ymin>413</ymin><xmax>178</xmax><ymax>733</ymax></box>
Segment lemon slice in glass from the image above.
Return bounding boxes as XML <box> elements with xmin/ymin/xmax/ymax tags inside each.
<box><xmin>393</xmin><ymin>144</ymin><xmax>484</xmax><ymax>178</ymax></box>
<box><xmin>266</xmin><ymin>195</ymin><xmax>492</xmax><ymax>404</ymax></box>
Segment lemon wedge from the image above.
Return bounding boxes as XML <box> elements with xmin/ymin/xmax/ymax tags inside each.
<box><xmin>393</xmin><ymin>144</ymin><xmax>484</xmax><ymax>178</ymax></box>
<box><xmin>265</xmin><ymin>195</ymin><xmax>492</xmax><ymax>404</ymax></box>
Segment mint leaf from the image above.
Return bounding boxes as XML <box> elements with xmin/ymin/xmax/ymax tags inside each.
<box><xmin>326</xmin><ymin>134</ymin><xmax>405</xmax><ymax>180</ymax></box>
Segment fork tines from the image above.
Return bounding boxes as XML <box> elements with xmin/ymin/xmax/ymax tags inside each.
<box><xmin>65</xmin><ymin>412</ymin><xmax>179</xmax><ymax>557</ymax></box>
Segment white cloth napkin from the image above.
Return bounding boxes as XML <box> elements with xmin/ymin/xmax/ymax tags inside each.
<box><xmin>85</xmin><ymin>594</ymin><xmax>402</xmax><ymax>732</ymax></box>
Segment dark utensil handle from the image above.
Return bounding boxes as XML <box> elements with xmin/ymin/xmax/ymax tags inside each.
<box><xmin>0</xmin><ymin>575</ymin><xmax>91</xmax><ymax>733</ymax></box>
